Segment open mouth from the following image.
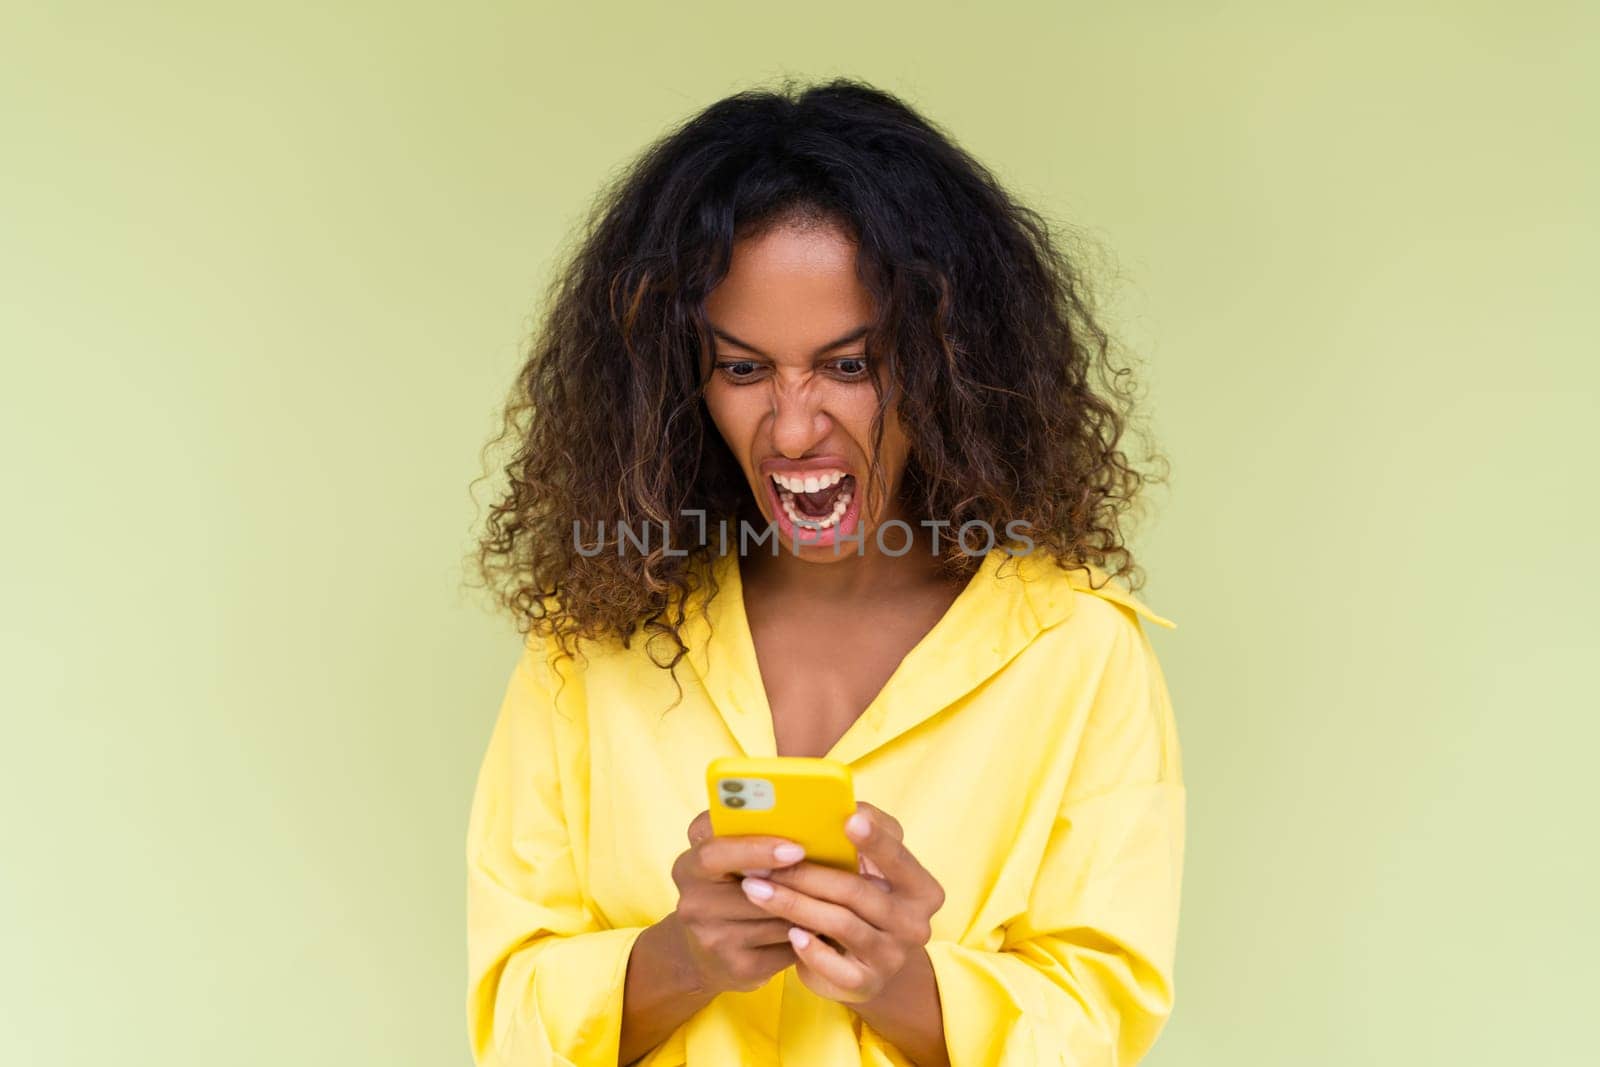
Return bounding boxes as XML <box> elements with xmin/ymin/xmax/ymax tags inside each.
<box><xmin>768</xmin><ymin>470</ymin><xmax>856</xmax><ymax>532</ymax></box>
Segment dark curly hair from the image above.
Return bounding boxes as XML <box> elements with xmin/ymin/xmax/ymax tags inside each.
<box><xmin>468</xmin><ymin>75</ymin><xmax>1169</xmax><ymax>673</ymax></box>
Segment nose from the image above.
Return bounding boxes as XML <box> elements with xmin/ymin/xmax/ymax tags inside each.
<box><xmin>767</xmin><ymin>378</ymin><xmax>831</xmax><ymax>458</ymax></box>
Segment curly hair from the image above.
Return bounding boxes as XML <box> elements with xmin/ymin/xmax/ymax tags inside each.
<box><xmin>468</xmin><ymin>75</ymin><xmax>1169</xmax><ymax>674</ymax></box>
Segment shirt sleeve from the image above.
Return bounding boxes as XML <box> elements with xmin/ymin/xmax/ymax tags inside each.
<box><xmin>922</xmin><ymin>607</ymin><xmax>1186</xmax><ymax>1066</ymax></box>
<box><xmin>466</xmin><ymin>636</ymin><xmax>650</xmax><ymax>1067</ymax></box>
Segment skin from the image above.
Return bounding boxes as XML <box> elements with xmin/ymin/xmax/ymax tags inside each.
<box><xmin>617</xmin><ymin>221</ymin><xmax>955</xmax><ymax>1066</ymax></box>
<box><xmin>701</xmin><ymin>219</ymin><xmax>968</xmax><ymax>761</ymax></box>
<box><xmin>700</xmin><ymin>216</ymin><xmax>920</xmax><ymax>578</ymax></box>
<box><xmin>619</xmin><ymin>803</ymin><xmax>948</xmax><ymax>1067</ymax></box>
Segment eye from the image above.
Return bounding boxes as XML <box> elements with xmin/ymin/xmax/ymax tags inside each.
<box><xmin>714</xmin><ymin>359</ymin><xmax>765</xmax><ymax>384</ymax></box>
<box><xmin>831</xmin><ymin>356</ymin><xmax>870</xmax><ymax>379</ymax></box>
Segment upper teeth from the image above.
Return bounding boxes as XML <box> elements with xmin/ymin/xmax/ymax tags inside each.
<box><xmin>771</xmin><ymin>471</ymin><xmax>847</xmax><ymax>493</ymax></box>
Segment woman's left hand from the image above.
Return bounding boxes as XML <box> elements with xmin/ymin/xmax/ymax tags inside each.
<box><xmin>738</xmin><ymin>801</ymin><xmax>946</xmax><ymax>1004</ymax></box>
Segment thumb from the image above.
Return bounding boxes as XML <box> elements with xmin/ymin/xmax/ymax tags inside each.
<box><xmin>858</xmin><ymin>853</ymin><xmax>891</xmax><ymax>890</ymax></box>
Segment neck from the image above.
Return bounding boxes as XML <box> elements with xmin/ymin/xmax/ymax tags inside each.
<box><xmin>740</xmin><ymin>512</ymin><xmax>956</xmax><ymax>603</ymax></box>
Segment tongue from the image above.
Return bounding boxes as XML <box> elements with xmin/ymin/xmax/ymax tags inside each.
<box><xmin>795</xmin><ymin>482</ymin><xmax>840</xmax><ymax>517</ymax></box>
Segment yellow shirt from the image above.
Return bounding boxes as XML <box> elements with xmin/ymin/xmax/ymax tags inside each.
<box><xmin>466</xmin><ymin>547</ymin><xmax>1185</xmax><ymax>1066</ymax></box>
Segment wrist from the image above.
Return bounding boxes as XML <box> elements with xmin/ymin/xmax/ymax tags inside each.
<box><xmin>851</xmin><ymin>946</ymin><xmax>950</xmax><ymax>1067</ymax></box>
<box><xmin>854</xmin><ymin>945</ymin><xmax>938</xmax><ymax>1027</ymax></box>
<box><xmin>654</xmin><ymin>911</ymin><xmax>719</xmax><ymax>1000</ymax></box>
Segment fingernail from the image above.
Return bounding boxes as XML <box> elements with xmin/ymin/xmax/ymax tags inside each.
<box><xmin>788</xmin><ymin>927</ymin><xmax>811</xmax><ymax>949</ymax></box>
<box><xmin>773</xmin><ymin>843</ymin><xmax>805</xmax><ymax>863</ymax></box>
<box><xmin>742</xmin><ymin>877</ymin><xmax>774</xmax><ymax>901</ymax></box>
<box><xmin>846</xmin><ymin>813</ymin><xmax>870</xmax><ymax>839</ymax></box>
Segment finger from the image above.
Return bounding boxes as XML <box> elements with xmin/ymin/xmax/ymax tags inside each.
<box><xmin>845</xmin><ymin>808</ymin><xmax>937</xmax><ymax>900</ymax></box>
<box><xmin>695</xmin><ymin>835</ymin><xmax>808</xmax><ymax>880</ymax></box>
<box><xmin>749</xmin><ymin>942</ymin><xmax>800</xmax><ymax>970</ymax></box>
<box><xmin>740</xmin><ymin>877</ymin><xmax>885</xmax><ymax>957</ymax></box>
<box><xmin>687</xmin><ymin>810</ymin><xmax>712</xmax><ymax>846</ymax></box>
<box><xmin>691</xmin><ymin>914</ymin><xmax>801</xmax><ymax>948</ymax></box>
<box><xmin>728</xmin><ymin>917</ymin><xmax>802</xmax><ymax>948</ymax></box>
<box><xmin>764</xmin><ymin>861</ymin><xmax>897</xmax><ymax>927</ymax></box>
<box><xmin>857</xmin><ymin>853</ymin><xmax>890</xmax><ymax>889</ymax></box>
<box><xmin>715</xmin><ymin>881</ymin><xmax>805</xmax><ymax>922</ymax></box>
<box><xmin>788</xmin><ymin>927</ymin><xmax>872</xmax><ymax>994</ymax></box>
<box><xmin>679</xmin><ymin>878</ymin><xmax>804</xmax><ymax>925</ymax></box>
<box><xmin>721</xmin><ymin>941</ymin><xmax>799</xmax><ymax>986</ymax></box>
<box><xmin>853</xmin><ymin>801</ymin><xmax>903</xmax><ymax>841</ymax></box>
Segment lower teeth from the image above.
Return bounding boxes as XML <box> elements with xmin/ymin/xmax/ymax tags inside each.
<box><xmin>776</xmin><ymin>485</ymin><xmax>851</xmax><ymax>530</ymax></box>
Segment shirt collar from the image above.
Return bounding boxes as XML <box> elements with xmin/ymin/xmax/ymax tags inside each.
<box><xmin>677</xmin><ymin>547</ymin><xmax>1174</xmax><ymax>765</ymax></box>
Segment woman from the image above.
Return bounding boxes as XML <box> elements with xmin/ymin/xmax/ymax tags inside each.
<box><xmin>466</xmin><ymin>78</ymin><xmax>1184</xmax><ymax>1067</ymax></box>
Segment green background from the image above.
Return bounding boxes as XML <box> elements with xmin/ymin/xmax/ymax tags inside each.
<box><xmin>4</xmin><ymin>2</ymin><xmax>1594</xmax><ymax>1064</ymax></box>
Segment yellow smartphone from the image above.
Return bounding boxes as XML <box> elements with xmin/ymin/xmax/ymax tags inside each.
<box><xmin>706</xmin><ymin>756</ymin><xmax>859</xmax><ymax>873</ymax></box>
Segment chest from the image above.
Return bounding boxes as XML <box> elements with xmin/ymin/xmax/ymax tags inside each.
<box><xmin>582</xmin><ymin>617</ymin><xmax>1075</xmax><ymax>936</ymax></box>
<box><xmin>745</xmin><ymin>591</ymin><xmax>959</xmax><ymax>759</ymax></box>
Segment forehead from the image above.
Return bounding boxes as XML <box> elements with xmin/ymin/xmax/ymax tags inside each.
<box><xmin>704</xmin><ymin>222</ymin><xmax>874</xmax><ymax>353</ymax></box>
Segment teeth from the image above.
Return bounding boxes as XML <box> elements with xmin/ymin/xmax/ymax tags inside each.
<box><xmin>771</xmin><ymin>471</ymin><xmax>846</xmax><ymax>494</ymax></box>
<box><xmin>775</xmin><ymin>484</ymin><xmax>853</xmax><ymax>530</ymax></box>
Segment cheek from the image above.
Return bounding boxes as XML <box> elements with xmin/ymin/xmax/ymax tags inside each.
<box><xmin>704</xmin><ymin>386</ymin><xmax>761</xmax><ymax>451</ymax></box>
<box><xmin>837</xmin><ymin>388</ymin><xmax>888</xmax><ymax>442</ymax></box>
<box><xmin>858</xmin><ymin>402</ymin><xmax>911</xmax><ymax>473</ymax></box>
<box><xmin>883</xmin><ymin>428</ymin><xmax>913</xmax><ymax>489</ymax></box>
<box><xmin>871</xmin><ymin>418</ymin><xmax>917</xmax><ymax>504</ymax></box>
<box><xmin>882</xmin><ymin>411</ymin><xmax>911</xmax><ymax>461</ymax></box>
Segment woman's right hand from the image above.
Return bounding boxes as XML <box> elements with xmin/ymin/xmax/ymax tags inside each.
<box><xmin>669</xmin><ymin>809</ymin><xmax>809</xmax><ymax>994</ymax></box>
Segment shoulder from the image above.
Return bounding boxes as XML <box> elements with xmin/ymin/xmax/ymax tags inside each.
<box><xmin>993</xmin><ymin>548</ymin><xmax>1177</xmax><ymax>637</ymax></box>
<box><xmin>996</xmin><ymin>552</ymin><xmax>1184</xmax><ymax>785</ymax></box>
<box><xmin>512</xmin><ymin>591</ymin><xmax>699</xmax><ymax>724</ymax></box>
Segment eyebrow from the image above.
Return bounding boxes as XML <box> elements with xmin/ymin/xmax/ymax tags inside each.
<box><xmin>710</xmin><ymin>324</ymin><xmax>870</xmax><ymax>359</ymax></box>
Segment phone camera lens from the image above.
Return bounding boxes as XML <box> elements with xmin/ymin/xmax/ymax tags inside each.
<box><xmin>725</xmin><ymin>795</ymin><xmax>746</xmax><ymax>808</ymax></box>
<box><xmin>722</xmin><ymin>780</ymin><xmax>744</xmax><ymax>792</ymax></box>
